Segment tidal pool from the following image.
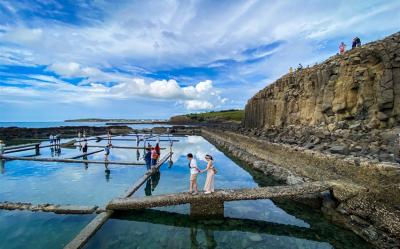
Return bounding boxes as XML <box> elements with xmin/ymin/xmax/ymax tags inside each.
<box><xmin>0</xmin><ymin>210</ymin><xmax>93</xmax><ymax>249</ymax></box>
<box><xmin>0</xmin><ymin>135</ymin><xmax>373</xmax><ymax>249</ymax></box>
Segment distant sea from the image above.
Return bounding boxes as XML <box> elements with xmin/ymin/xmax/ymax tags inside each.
<box><xmin>0</xmin><ymin>122</ymin><xmax>171</xmax><ymax>129</ymax></box>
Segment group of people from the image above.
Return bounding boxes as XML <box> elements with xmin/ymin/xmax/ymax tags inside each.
<box><xmin>144</xmin><ymin>143</ymin><xmax>161</xmax><ymax>170</ymax></box>
<box><xmin>289</xmin><ymin>37</ymin><xmax>363</xmax><ymax>74</ymax></box>
<box><xmin>77</xmin><ymin>130</ymin><xmax>87</xmax><ymax>141</ymax></box>
<box><xmin>187</xmin><ymin>153</ymin><xmax>216</xmax><ymax>195</ymax></box>
<box><xmin>339</xmin><ymin>36</ymin><xmax>362</xmax><ymax>54</ymax></box>
<box><xmin>49</xmin><ymin>134</ymin><xmax>61</xmax><ymax>145</ymax></box>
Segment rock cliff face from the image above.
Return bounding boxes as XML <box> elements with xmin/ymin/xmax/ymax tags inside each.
<box><xmin>244</xmin><ymin>32</ymin><xmax>400</xmax><ymax>130</ymax></box>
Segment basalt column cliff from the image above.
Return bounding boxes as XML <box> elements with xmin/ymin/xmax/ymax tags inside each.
<box><xmin>244</xmin><ymin>32</ymin><xmax>400</xmax><ymax>131</ymax></box>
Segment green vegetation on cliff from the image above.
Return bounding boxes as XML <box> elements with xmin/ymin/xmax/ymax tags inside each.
<box><xmin>170</xmin><ymin>109</ymin><xmax>244</xmax><ymax>123</ymax></box>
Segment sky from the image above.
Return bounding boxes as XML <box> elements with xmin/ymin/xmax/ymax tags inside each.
<box><xmin>0</xmin><ymin>0</ymin><xmax>399</xmax><ymax>121</ymax></box>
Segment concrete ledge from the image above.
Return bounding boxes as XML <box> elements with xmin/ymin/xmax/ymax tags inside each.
<box><xmin>0</xmin><ymin>201</ymin><xmax>98</xmax><ymax>214</ymax></box>
<box><xmin>107</xmin><ymin>181</ymin><xmax>332</xmax><ymax>211</ymax></box>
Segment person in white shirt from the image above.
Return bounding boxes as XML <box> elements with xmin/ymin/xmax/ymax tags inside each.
<box><xmin>187</xmin><ymin>153</ymin><xmax>200</xmax><ymax>195</ymax></box>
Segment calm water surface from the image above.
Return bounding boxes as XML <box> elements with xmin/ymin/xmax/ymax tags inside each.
<box><xmin>0</xmin><ymin>134</ymin><xmax>372</xmax><ymax>249</ymax></box>
<box><xmin>0</xmin><ymin>210</ymin><xmax>93</xmax><ymax>249</ymax></box>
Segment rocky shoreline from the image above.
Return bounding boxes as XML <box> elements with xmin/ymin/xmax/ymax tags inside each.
<box><xmin>236</xmin><ymin>124</ymin><xmax>400</xmax><ymax>163</ymax></box>
<box><xmin>202</xmin><ymin>127</ymin><xmax>400</xmax><ymax>249</ymax></box>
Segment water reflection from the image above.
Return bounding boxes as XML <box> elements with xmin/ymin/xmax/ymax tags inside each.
<box><xmin>144</xmin><ymin>171</ymin><xmax>161</xmax><ymax>196</ymax></box>
<box><xmin>84</xmin><ymin>206</ymin><xmax>373</xmax><ymax>249</ymax></box>
<box><xmin>84</xmin><ymin>209</ymin><xmax>337</xmax><ymax>249</ymax></box>
<box><xmin>0</xmin><ymin>210</ymin><xmax>93</xmax><ymax>249</ymax></box>
<box><xmin>190</xmin><ymin>227</ymin><xmax>216</xmax><ymax>249</ymax></box>
<box><xmin>0</xmin><ymin>159</ymin><xmax>4</xmax><ymax>174</ymax></box>
<box><xmin>104</xmin><ymin>162</ymin><xmax>111</xmax><ymax>182</ymax></box>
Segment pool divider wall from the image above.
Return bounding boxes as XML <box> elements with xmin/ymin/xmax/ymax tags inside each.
<box><xmin>0</xmin><ymin>155</ymin><xmax>146</xmax><ymax>166</ymax></box>
<box><xmin>68</xmin><ymin>149</ymin><xmax>104</xmax><ymax>159</ymax></box>
<box><xmin>107</xmin><ymin>181</ymin><xmax>333</xmax><ymax>213</ymax></box>
<box><xmin>0</xmin><ymin>201</ymin><xmax>98</xmax><ymax>214</ymax></box>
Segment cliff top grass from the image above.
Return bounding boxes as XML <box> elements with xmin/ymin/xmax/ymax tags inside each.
<box><xmin>170</xmin><ymin>109</ymin><xmax>244</xmax><ymax>123</ymax></box>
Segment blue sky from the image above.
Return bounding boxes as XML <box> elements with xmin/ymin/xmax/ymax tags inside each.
<box><xmin>0</xmin><ymin>0</ymin><xmax>399</xmax><ymax>121</ymax></box>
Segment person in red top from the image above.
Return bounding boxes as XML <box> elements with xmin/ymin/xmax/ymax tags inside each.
<box><xmin>155</xmin><ymin>143</ymin><xmax>161</xmax><ymax>156</ymax></box>
<box><xmin>339</xmin><ymin>42</ymin><xmax>346</xmax><ymax>54</ymax></box>
<box><xmin>151</xmin><ymin>147</ymin><xmax>159</xmax><ymax>167</ymax></box>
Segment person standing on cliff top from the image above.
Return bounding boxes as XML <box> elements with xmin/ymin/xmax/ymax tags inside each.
<box><xmin>352</xmin><ymin>37</ymin><xmax>361</xmax><ymax>48</ymax></box>
<box><xmin>339</xmin><ymin>42</ymin><xmax>346</xmax><ymax>54</ymax></box>
<box><xmin>297</xmin><ymin>63</ymin><xmax>303</xmax><ymax>70</ymax></box>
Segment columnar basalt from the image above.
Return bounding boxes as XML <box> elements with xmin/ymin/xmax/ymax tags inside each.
<box><xmin>244</xmin><ymin>32</ymin><xmax>400</xmax><ymax>130</ymax></box>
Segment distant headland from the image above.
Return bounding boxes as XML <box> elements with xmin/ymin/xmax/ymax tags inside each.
<box><xmin>65</xmin><ymin>118</ymin><xmax>168</xmax><ymax>125</ymax></box>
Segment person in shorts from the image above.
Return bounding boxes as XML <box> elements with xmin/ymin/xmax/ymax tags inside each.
<box><xmin>187</xmin><ymin>153</ymin><xmax>200</xmax><ymax>195</ymax></box>
<box><xmin>104</xmin><ymin>144</ymin><xmax>110</xmax><ymax>161</ymax></box>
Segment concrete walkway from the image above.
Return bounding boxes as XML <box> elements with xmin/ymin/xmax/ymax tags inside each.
<box><xmin>107</xmin><ymin>181</ymin><xmax>332</xmax><ymax>211</ymax></box>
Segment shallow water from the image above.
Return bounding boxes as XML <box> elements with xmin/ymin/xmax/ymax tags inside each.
<box><xmin>0</xmin><ymin>210</ymin><xmax>93</xmax><ymax>249</ymax></box>
<box><xmin>0</xmin><ymin>135</ymin><xmax>373</xmax><ymax>249</ymax></box>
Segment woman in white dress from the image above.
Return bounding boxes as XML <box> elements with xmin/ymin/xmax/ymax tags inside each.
<box><xmin>202</xmin><ymin>155</ymin><xmax>215</xmax><ymax>194</ymax></box>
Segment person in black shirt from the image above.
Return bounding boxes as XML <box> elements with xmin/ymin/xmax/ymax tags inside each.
<box><xmin>82</xmin><ymin>141</ymin><xmax>88</xmax><ymax>153</ymax></box>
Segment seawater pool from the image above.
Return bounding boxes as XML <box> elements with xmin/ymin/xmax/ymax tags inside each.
<box><xmin>0</xmin><ymin>135</ymin><xmax>372</xmax><ymax>249</ymax></box>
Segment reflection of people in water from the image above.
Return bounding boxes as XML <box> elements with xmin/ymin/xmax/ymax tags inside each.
<box><xmin>105</xmin><ymin>163</ymin><xmax>110</xmax><ymax>181</ymax></box>
<box><xmin>168</xmin><ymin>158</ymin><xmax>174</xmax><ymax>168</ymax></box>
<box><xmin>151</xmin><ymin>171</ymin><xmax>160</xmax><ymax>191</ymax></box>
<box><xmin>0</xmin><ymin>160</ymin><xmax>5</xmax><ymax>174</ymax></box>
<box><xmin>144</xmin><ymin>179</ymin><xmax>152</xmax><ymax>196</ymax></box>
<box><xmin>190</xmin><ymin>227</ymin><xmax>216</xmax><ymax>249</ymax></box>
<box><xmin>204</xmin><ymin>229</ymin><xmax>217</xmax><ymax>249</ymax></box>
<box><xmin>144</xmin><ymin>171</ymin><xmax>161</xmax><ymax>196</ymax></box>
<box><xmin>56</xmin><ymin>147</ymin><xmax>61</xmax><ymax>156</ymax></box>
<box><xmin>50</xmin><ymin>147</ymin><xmax>55</xmax><ymax>157</ymax></box>
<box><xmin>136</xmin><ymin>149</ymin><xmax>140</xmax><ymax>161</ymax></box>
<box><xmin>83</xmin><ymin>155</ymin><xmax>88</xmax><ymax>170</ymax></box>
<box><xmin>190</xmin><ymin>227</ymin><xmax>200</xmax><ymax>249</ymax></box>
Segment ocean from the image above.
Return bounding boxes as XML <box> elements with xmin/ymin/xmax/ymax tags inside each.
<box><xmin>0</xmin><ymin>122</ymin><xmax>171</xmax><ymax>129</ymax></box>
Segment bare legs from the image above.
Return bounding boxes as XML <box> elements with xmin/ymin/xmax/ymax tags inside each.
<box><xmin>190</xmin><ymin>174</ymin><xmax>198</xmax><ymax>194</ymax></box>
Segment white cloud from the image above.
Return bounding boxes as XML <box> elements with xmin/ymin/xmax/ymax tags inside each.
<box><xmin>184</xmin><ymin>100</ymin><xmax>214</xmax><ymax>110</ymax></box>
<box><xmin>0</xmin><ymin>64</ymin><xmax>226</xmax><ymax>111</ymax></box>
<box><xmin>1</xmin><ymin>1</ymin><xmax>398</xmax><ymax>70</ymax></box>
<box><xmin>1</xmin><ymin>0</ymin><xmax>400</xmax><ymax>119</ymax></box>
<box><xmin>0</xmin><ymin>26</ymin><xmax>43</xmax><ymax>44</ymax></box>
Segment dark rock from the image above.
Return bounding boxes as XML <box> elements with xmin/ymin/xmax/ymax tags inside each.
<box><xmin>329</xmin><ymin>145</ymin><xmax>349</xmax><ymax>155</ymax></box>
